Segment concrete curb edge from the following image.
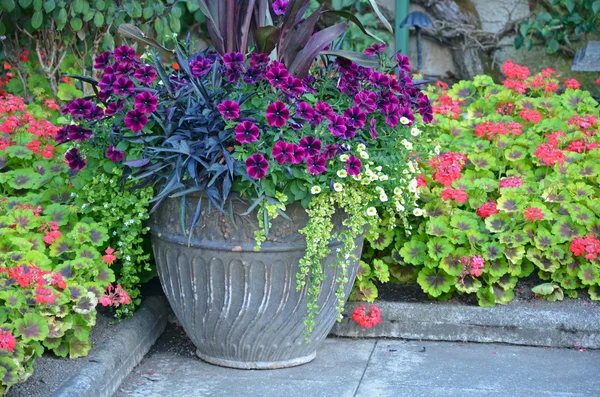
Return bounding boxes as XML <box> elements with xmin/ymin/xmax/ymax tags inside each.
<box><xmin>52</xmin><ymin>296</ymin><xmax>169</xmax><ymax>397</ymax></box>
<box><xmin>331</xmin><ymin>301</ymin><xmax>600</xmax><ymax>349</ymax></box>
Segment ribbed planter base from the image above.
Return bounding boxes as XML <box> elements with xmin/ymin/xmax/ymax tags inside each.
<box><xmin>196</xmin><ymin>349</ymin><xmax>316</xmax><ymax>369</ymax></box>
<box><xmin>150</xmin><ymin>196</ymin><xmax>364</xmax><ymax>370</ymax></box>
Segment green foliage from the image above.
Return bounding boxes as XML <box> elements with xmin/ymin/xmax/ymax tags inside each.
<box><xmin>515</xmin><ymin>0</ymin><xmax>600</xmax><ymax>54</ymax></box>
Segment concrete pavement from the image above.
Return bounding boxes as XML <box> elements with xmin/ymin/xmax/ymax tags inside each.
<box><xmin>114</xmin><ymin>332</ymin><xmax>600</xmax><ymax>397</ymax></box>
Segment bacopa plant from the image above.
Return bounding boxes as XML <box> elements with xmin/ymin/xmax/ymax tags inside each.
<box><xmin>0</xmin><ymin>95</ymin><xmax>127</xmax><ymax>393</ymax></box>
<box><xmin>361</xmin><ymin>62</ymin><xmax>600</xmax><ymax>306</ymax></box>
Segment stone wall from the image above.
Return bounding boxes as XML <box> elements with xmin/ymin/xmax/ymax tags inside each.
<box><xmin>380</xmin><ymin>0</ymin><xmax>599</xmax><ymax>95</ymax></box>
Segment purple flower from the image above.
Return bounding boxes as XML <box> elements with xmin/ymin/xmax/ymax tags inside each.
<box><xmin>299</xmin><ymin>136</ymin><xmax>321</xmax><ymax>157</ymax></box>
<box><xmin>94</xmin><ymin>52</ymin><xmax>113</xmax><ymax>70</ymax></box>
<box><xmin>315</xmin><ymin>101</ymin><xmax>334</xmax><ymax>119</ymax></box>
<box><xmin>223</xmin><ymin>52</ymin><xmax>244</xmax><ymax>66</ymax></box>
<box><xmin>385</xmin><ymin>112</ymin><xmax>399</xmax><ymax>128</ymax></box>
<box><xmin>243</xmin><ymin>67</ymin><xmax>262</xmax><ymax>84</ymax></box>
<box><xmin>235</xmin><ymin>121</ymin><xmax>260</xmax><ymax>144</ymax></box>
<box><xmin>272</xmin><ymin>0</ymin><xmax>288</xmax><ymax>15</ymax></box>
<box><xmin>114</xmin><ymin>46</ymin><xmax>136</xmax><ymax>64</ymax></box>
<box><xmin>218</xmin><ymin>100</ymin><xmax>240</xmax><ymax>120</ymax></box>
<box><xmin>88</xmin><ymin>105</ymin><xmax>105</xmax><ymax>120</ymax></box>
<box><xmin>343</xmin><ymin>106</ymin><xmax>367</xmax><ymax>129</ymax></box>
<box><xmin>134</xmin><ymin>65</ymin><xmax>157</xmax><ymax>84</ymax></box>
<box><xmin>353</xmin><ymin>90</ymin><xmax>377</xmax><ymax>113</ymax></box>
<box><xmin>190</xmin><ymin>58</ymin><xmax>212</xmax><ymax>78</ymax></box>
<box><xmin>322</xmin><ymin>144</ymin><xmax>339</xmax><ymax>160</ymax></box>
<box><xmin>246</xmin><ymin>154</ymin><xmax>268</xmax><ymax>179</ymax></box>
<box><xmin>272</xmin><ymin>140</ymin><xmax>293</xmax><ymax>164</ymax></box>
<box><xmin>134</xmin><ymin>92</ymin><xmax>158</xmax><ymax>114</ymax></box>
<box><xmin>249</xmin><ymin>53</ymin><xmax>270</xmax><ymax>68</ymax></box>
<box><xmin>282</xmin><ymin>76</ymin><xmax>304</xmax><ymax>97</ymax></box>
<box><xmin>418</xmin><ymin>92</ymin><xmax>433</xmax><ymax>124</ymax></box>
<box><xmin>113</xmin><ymin>77</ymin><xmax>135</xmax><ymax>97</ymax></box>
<box><xmin>65</xmin><ymin>148</ymin><xmax>86</xmax><ymax>171</ymax></box>
<box><xmin>341</xmin><ymin>125</ymin><xmax>357</xmax><ymax>140</ymax></box>
<box><xmin>115</xmin><ymin>62</ymin><xmax>134</xmax><ymax>76</ymax></box>
<box><xmin>106</xmin><ymin>144</ymin><xmax>125</xmax><ymax>163</ymax></box>
<box><xmin>124</xmin><ymin>109</ymin><xmax>148</xmax><ymax>132</ymax></box>
<box><xmin>369</xmin><ymin>72</ymin><xmax>389</xmax><ymax>88</ymax></box>
<box><xmin>296</xmin><ymin>102</ymin><xmax>315</xmax><ymax>120</ymax></box>
<box><xmin>266</xmin><ymin>101</ymin><xmax>290</xmax><ymax>127</ymax></box>
<box><xmin>265</xmin><ymin>67</ymin><xmax>290</xmax><ymax>88</ymax></box>
<box><xmin>290</xmin><ymin>144</ymin><xmax>306</xmax><ymax>164</ymax></box>
<box><xmin>68</xmin><ymin>125</ymin><xmax>92</xmax><ymax>142</ymax></box>
<box><xmin>328</xmin><ymin>115</ymin><xmax>347</xmax><ymax>137</ymax></box>
<box><xmin>369</xmin><ymin>118</ymin><xmax>377</xmax><ymax>140</ymax></box>
<box><xmin>364</xmin><ymin>43</ymin><xmax>386</xmax><ymax>56</ymax></box>
<box><xmin>68</xmin><ymin>98</ymin><xmax>93</xmax><ymax>117</ymax></box>
<box><xmin>105</xmin><ymin>100</ymin><xmax>124</xmax><ymax>116</ymax></box>
<box><xmin>224</xmin><ymin>66</ymin><xmax>241</xmax><ymax>83</ymax></box>
<box><xmin>55</xmin><ymin>126</ymin><xmax>70</xmax><ymax>144</ymax></box>
<box><xmin>307</xmin><ymin>156</ymin><xmax>326</xmax><ymax>175</ymax></box>
<box><xmin>399</xmin><ymin>106</ymin><xmax>415</xmax><ymax>126</ymax></box>
<box><xmin>302</xmin><ymin>75</ymin><xmax>317</xmax><ymax>94</ymax></box>
<box><xmin>395</xmin><ymin>53</ymin><xmax>412</xmax><ymax>74</ymax></box>
<box><xmin>289</xmin><ymin>121</ymin><xmax>304</xmax><ymax>131</ymax></box>
<box><xmin>346</xmin><ymin>155</ymin><xmax>362</xmax><ymax>176</ymax></box>
<box><xmin>98</xmin><ymin>74</ymin><xmax>117</xmax><ymax>93</ymax></box>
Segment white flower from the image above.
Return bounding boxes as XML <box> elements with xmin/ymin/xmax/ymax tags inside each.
<box><xmin>113</xmin><ymin>231</ymin><xmax>117</xmax><ymax>236</ymax></box>
<box><xmin>104</xmin><ymin>203</ymin><xmax>109</xmax><ymax>208</ymax></box>
<box><xmin>411</xmin><ymin>127</ymin><xmax>421</xmax><ymax>136</ymax></box>
<box><xmin>70</xmin><ymin>192</ymin><xmax>76</xmax><ymax>197</ymax></box>
<box><xmin>408</xmin><ymin>161</ymin><xmax>416</xmax><ymax>173</ymax></box>
<box><xmin>366</xmin><ymin>207</ymin><xmax>377</xmax><ymax>216</ymax></box>
<box><xmin>400</xmin><ymin>116</ymin><xmax>410</xmax><ymax>125</ymax></box>
<box><xmin>394</xmin><ymin>187</ymin><xmax>403</xmax><ymax>196</ymax></box>
<box><xmin>311</xmin><ymin>186</ymin><xmax>322</xmax><ymax>194</ymax></box>
<box><xmin>395</xmin><ymin>201</ymin><xmax>405</xmax><ymax>212</ymax></box>
<box><xmin>340</xmin><ymin>154</ymin><xmax>349</xmax><ymax>162</ymax></box>
<box><xmin>359</xmin><ymin>151</ymin><xmax>369</xmax><ymax>159</ymax></box>
<box><xmin>126</xmin><ymin>255</ymin><xmax>131</xmax><ymax>261</ymax></box>
<box><xmin>413</xmin><ymin>208</ymin><xmax>424</xmax><ymax>216</ymax></box>
<box><xmin>333</xmin><ymin>183</ymin><xmax>343</xmax><ymax>192</ymax></box>
<box><xmin>403</xmin><ymin>141</ymin><xmax>413</xmax><ymax>151</ymax></box>
<box><xmin>337</xmin><ymin>169</ymin><xmax>348</xmax><ymax>178</ymax></box>
<box><xmin>379</xmin><ymin>194</ymin><xmax>388</xmax><ymax>202</ymax></box>
<box><xmin>361</xmin><ymin>178</ymin><xmax>371</xmax><ymax>185</ymax></box>
<box><xmin>369</xmin><ymin>174</ymin><xmax>378</xmax><ymax>181</ymax></box>
<box><xmin>118</xmin><ymin>241</ymin><xmax>123</xmax><ymax>246</ymax></box>
<box><xmin>352</xmin><ymin>174</ymin><xmax>362</xmax><ymax>181</ymax></box>
<box><xmin>375</xmin><ymin>166</ymin><xmax>382</xmax><ymax>172</ymax></box>
<box><xmin>402</xmin><ymin>169</ymin><xmax>410</xmax><ymax>174</ymax></box>
<box><xmin>357</xmin><ymin>143</ymin><xmax>366</xmax><ymax>151</ymax></box>
<box><xmin>434</xmin><ymin>145</ymin><xmax>441</xmax><ymax>155</ymax></box>
<box><xmin>81</xmin><ymin>204</ymin><xmax>87</xmax><ymax>209</ymax></box>
<box><xmin>408</xmin><ymin>178</ymin><xmax>418</xmax><ymax>192</ymax></box>
<box><xmin>379</xmin><ymin>174</ymin><xmax>389</xmax><ymax>181</ymax></box>
<box><xmin>365</xmin><ymin>169</ymin><xmax>374</xmax><ymax>177</ymax></box>
<box><xmin>375</xmin><ymin>186</ymin><xmax>384</xmax><ymax>193</ymax></box>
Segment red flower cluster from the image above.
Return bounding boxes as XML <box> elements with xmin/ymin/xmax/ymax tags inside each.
<box><xmin>460</xmin><ymin>255</ymin><xmax>485</xmax><ymax>278</ymax></box>
<box><xmin>0</xmin><ymin>330</ymin><xmax>16</xmax><ymax>353</ymax></box>
<box><xmin>432</xmin><ymin>94</ymin><xmax>463</xmax><ymax>119</ymax></box>
<box><xmin>350</xmin><ymin>304</ymin><xmax>382</xmax><ymax>328</ymax></box>
<box><xmin>524</xmin><ymin>207</ymin><xmax>544</xmax><ymax>221</ymax></box>
<box><xmin>102</xmin><ymin>247</ymin><xmax>117</xmax><ymax>265</ymax></box>
<box><xmin>564</xmin><ymin>78</ymin><xmax>581</xmax><ymax>90</ymax></box>
<box><xmin>476</xmin><ymin>201</ymin><xmax>499</xmax><ymax>218</ymax></box>
<box><xmin>499</xmin><ymin>176</ymin><xmax>524</xmax><ymax>189</ymax></box>
<box><xmin>441</xmin><ymin>188</ymin><xmax>468</xmax><ymax>203</ymax></box>
<box><xmin>474</xmin><ymin>121</ymin><xmax>522</xmax><ymax>140</ymax></box>
<box><xmin>40</xmin><ymin>221</ymin><xmax>62</xmax><ymax>245</ymax></box>
<box><xmin>519</xmin><ymin>109</ymin><xmax>542</xmax><ymax>124</ymax></box>
<box><xmin>569</xmin><ymin>234</ymin><xmax>600</xmax><ymax>260</ymax></box>
<box><xmin>534</xmin><ymin>143</ymin><xmax>565</xmax><ymax>166</ymax></box>
<box><xmin>428</xmin><ymin>152</ymin><xmax>467</xmax><ymax>186</ymax></box>
<box><xmin>99</xmin><ymin>283</ymin><xmax>131</xmax><ymax>307</ymax></box>
<box><xmin>568</xmin><ymin>114</ymin><xmax>597</xmax><ymax>135</ymax></box>
<box><xmin>0</xmin><ymin>264</ymin><xmax>67</xmax><ymax>305</ymax></box>
<box><xmin>564</xmin><ymin>139</ymin><xmax>598</xmax><ymax>153</ymax></box>
<box><xmin>496</xmin><ymin>102</ymin><xmax>516</xmax><ymax>116</ymax></box>
<box><xmin>502</xmin><ymin>60</ymin><xmax>530</xmax><ymax>80</ymax></box>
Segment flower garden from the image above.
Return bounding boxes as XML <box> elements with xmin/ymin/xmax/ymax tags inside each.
<box><xmin>1</xmin><ymin>0</ymin><xmax>600</xmax><ymax>393</ymax></box>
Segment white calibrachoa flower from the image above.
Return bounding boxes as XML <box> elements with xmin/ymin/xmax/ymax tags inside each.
<box><xmin>339</xmin><ymin>154</ymin><xmax>349</xmax><ymax>162</ymax></box>
<box><xmin>394</xmin><ymin>187</ymin><xmax>403</xmax><ymax>196</ymax></box>
<box><xmin>361</xmin><ymin>178</ymin><xmax>371</xmax><ymax>185</ymax></box>
<box><xmin>400</xmin><ymin>116</ymin><xmax>410</xmax><ymax>125</ymax></box>
<box><xmin>369</xmin><ymin>174</ymin><xmax>379</xmax><ymax>181</ymax></box>
<box><xmin>402</xmin><ymin>169</ymin><xmax>410</xmax><ymax>174</ymax></box>
<box><xmin>410</xmin><ymin>127</ymin><xmax>421</xmax><ymax>136</ymax></box>
<box><xmin>375</xmin><ymin>166</ymin><xmax>382</xmax><ymax>171</ymax></box>
<box><xmin>379</xmin><ymin>193</ymin><xmax>388</xmax><ymax>202</ymax></box>
<box><xmin>337</xmin><ymin>169</ymin><xmax>348</xmax><ymax>178</ymax></box>
<box><xmin>408</xmin><ymin>161</ymin><xmax>417</xmax><ymax>173</ymax></box>
<box><xmin>333</xmin><ymin>183</ymin><xmax>343</xmax><ymax>192</ymax></box>
<box><xmin>434</xmin><ymin>145</ymin><xmax>441</xmax><ymax>154</ymax></box>
<box><xmin>395</xmin><ymin>201</ymin><xmax>405</xmax><ymax>212</ymax></box>
<box><xmin>126</xmin><ymin>255</ymin><xmax>131</xmax><ymax>261</ymax></box>
<box><xmin>359</xmin><ymin>151</ymin><xmax>369</xmax><ymax>159</ymax></box>
<box><xmin>401</xmin><ymin>139</ymin><xmax>413</xmax><ymax>150</ymax></box>
<box><xmin>365</xmin><ymin>169</ymin><xmax>374</xmax><ymax>177</ymax></box>
<box><xmin>352</xmin><ymin>174</ymin><xmax>362</xmax><ymax>181</ymax></box>
<box><xmin>408</xmin><ymin>178</ymin><xmax>418</xmax><ymax>193</ymax></box>
<box><xmin>366</xmin><ymin>207</ymin><xmax>377</xmax><ymax>216</ymax></box>
<box><xmin>375</xmin><ymin>186</ymin><xmax>384</xmax><ymax>192</ymax></box>
<box><xmin>357</xmin><ymin>143</ymin><xmax>366</xmax><ymax>151</ymax></box>
<box><xmin>311</xmin><ymin>186</ymin><xmax>322</xmax><ymax>194</ymax></box>
<box><xmin>413</xmin><ymin>208</ymin><xmax>424</xmax><ymax>216</ymax></box>
<box><xmin>379</xmin><ymin>174</ymin><xmax>389</xmax><ymax>181</ymax></box>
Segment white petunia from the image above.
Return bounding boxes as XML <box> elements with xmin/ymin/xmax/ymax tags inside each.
<box><xmin>410</xmin><ymin>127</ymin><xmax>421</xmax><ymax>136</ymax></box>
<box><xmin>357</xmin><ymin>143</ymin><xmax>366</xmax><ymax>151</ymax></box>
<box><xmin>340</xmin><ymin>154</ymin><xmax>349</xmax><ymax>162</ymax></box>
<box><xmin>359</xmin><ymin>151</ymin><xmax>369</xmax><ymax>159</ymax></box>
<box><xmin>379</xmin><ymin>175</ymin><xmax>389</xmax><ymax>181</ymax></box>
<box><xmin>413</xmin><ymin>208</ymin><xmax>424</xmax><ymax>216</ymax></box>
<box><xmin>311</xmin><ymin>186</ymin><xmax>322</xmax><ymax>194</ymax></box>
<box><xmin>337</xmin><ymin>169</ymin><xmax>348</xmax><ymax>178</ymax></box>
<box><xmin>333</xmin><ymin>183</ymin><xmax>343</xmax><ymax>192</ymax></box>
<box><xmin>366</xmin><ymin>207</ymin><xmax>377</xmax><ymax>216</ymax></box>
<box><xmin>400</xmin><ymin>116</ymin><xmax>410</xmax><ymax>125</ymax></box>
<box><xmin>379</xmin><ymin>194</ymin><xmax>388</xmax><ymax>202</ymax></box>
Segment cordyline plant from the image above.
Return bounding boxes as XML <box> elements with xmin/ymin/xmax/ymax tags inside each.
<box><xmin>64</xmin><ymin>22</ymin><xmax>433</xmax><ymax>334</ymax></box>
<box><xmin>363</xmin><ymin>61</ymin><xmax>600</xmax><ymax>306</ymax></box>
<box><xmin>0</xmin><ymin>95</ymin><xmax>129</xmax><ymax>394</ymax></box>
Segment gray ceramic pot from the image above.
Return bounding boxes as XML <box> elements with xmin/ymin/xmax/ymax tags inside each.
<box><xmin>150</xmin><ymin>195</ymin><xmax>363</xmax><ymax>369</ymax></box>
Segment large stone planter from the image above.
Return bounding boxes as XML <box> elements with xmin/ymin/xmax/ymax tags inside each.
<box><xmin>150</xmin><ymin>195</ymin><xmax>364</xmax><ymax>369</ymax></box>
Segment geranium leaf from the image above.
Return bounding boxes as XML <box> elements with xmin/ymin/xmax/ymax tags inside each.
<box><xmin>455</xmin><ymin>276</ymin><xmax>481</xmax><ymax>293</ymax></box>
<box><xmin>399</xmin><ymin>239</ymin><xmax>428</xmax><ymax>265</ymax></box>
<box><xmin>15</xmin><ymin>313</ymin><xmax>49</xmax><ymax>342</ymax></box>
<box><xmin>372</xmin><ymin>259</ymin><xmax>390</xmax><ymax>283</ymax></box>
<box><xmin>417</xmin><ymin>268</ymin><xmax>454</xmax><ymax>298</ymax></box>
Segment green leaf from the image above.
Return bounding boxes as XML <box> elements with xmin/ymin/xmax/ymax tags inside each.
<box><xmin>372</xmin><ymin>259</ymin><xmax>390</xmax><ymax>283</ymax></box>
<box><xmin>476</xmin><ymin>287</ymin><xmax>496</xmax><ymax>307</ymax></box>
<box><xmin>56</xmin><ymin>7</ymin><xmax>67</xmax><ymax>30</ymax></box>
<box><xmin>19</xmin><ymin>0</ymin><xmax>31</xmax><ymax>7</ymax></box>
<box><xmin>455</xmin><ymin>276</ymin><xmax>481</xmax><ymax>293</ymax></box>
<box><xmin>358</xmin><ymin>280</ymin><xmax>378</xmax><ymax>302</ymax></box>
<box><xmin>43</xmin><ymin>0</ymin><xmax>55</xmax><ymax>12</ymax></box>
<box><xmin>31</xmin><ymin>10</ymin><xmax>44</xmax><ymax>29</ymax></box>
<box><xmin>15</xmin><ymin>313</ymin><xmax>50</xmax><ymax>342</ymax></box>
<box><xmin>356</xmin><ymin>260</ymin><xmax>371</xmax><ymax>281</ymax></box>
<box><xmin>94</xmin><ymin>11</ymin><xmax>104</xmax><ymax>27</ymax></box>
<box><xmin>417</xmin><ymin>268</ymin><xmax>454</xmax><ymax>298</ymax></box>
<box><xmin>427</xmin><ymin>237</ymin><xmax>454</xmax><ymax>261</ymax></box>
<box><xmin>399</xmin><ymin>239</ymin><xmax>428</xmax><ymax>265</ymax></box>
<box><xmin>546</xmin><ymin>39</ymin><xmax>559</xmax><ymax>54</ymax></box>
<box><xmin>70</xmin><ymin>16</ymin><xmax>83</xmax><ymax>31</ymax></box>
<box><xmin>532</xmin><ymin>283</ymin><xmax>563</xmax><ymax>301</ymax></box>
<box><xmin>593</xmin><ymin>0</ymin><xmax>600</xmax><ymax>14</ymax></box>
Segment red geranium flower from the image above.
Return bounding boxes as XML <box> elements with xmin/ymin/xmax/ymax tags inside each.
<box><xmin>351</xmin><ymin>304</ymin><xmax>382</xmax><ymax>329</ymax></box>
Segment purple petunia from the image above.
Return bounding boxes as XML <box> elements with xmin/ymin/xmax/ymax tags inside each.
<box><xmin>341</xmin><ymin>125</ymin><xmax>357</xmax><ymax>140</ymax></box>
<box><xmin>418</xmin><ymin>92</ymin><xmax>433</xmax><ymax>124</ymax></box>
<box><xmin>328</xmin><ymin>115</ymin><xmax>347</xmax><ymax>137</ymax></box>
<box><xmin>115</xmin><ymin>62</ymin><xmax>134</xmax><ymax>76</ymax></box>
<box><xmin>265</xmin><ymin>66</ymin><xmax>290</xmax><ymax>88</ymax></box>
<box><xmin>190</xmin><ymin>58</ymin><xmax>212</xmax><ymax>78</ymax></box>
<box><xmin>105</xmin><ymin>100</ymin><xmax>124</xmax><ymax>116</ymax></box>
<box><xmin>65</xmin><ymin>148</ymin><xmax>86</xmax><ymax>171</ymax></box>
<box><xmin>223</xmin><ymin>52</ymin><xmax>244</xmax><ymax>67</ymax></box>
<box><xmin>299</xmin><ymin>136</ymin><xmax>321</xmax><ymax>157</ymax></box>
<box><xmin>272</xmin><ymin>0</ymin><xmax>288</xmax><ymax>15</ymax></box>
<box><xmin>88</xmin><ymin>105</ymin><xmax>105</xmax><ymax>120</ymax></box>
<box><xmin>369</xmin><ymin>118</ymin><xmax>377</xmax><ymax>140</ymax></box>
<box><xmin>246</xmin><ymin>154</ymin><xmax>268</xmax><ymax>179</ymax></box>
<box><xmin>353</xmin><ymin>90</ymin><xmax>377</xmax><ymax>113</ymax></box>
<box><xmin>106</xmin><ymin>144</ymin><xmax>125</xmax><ymax>163</ymax></box>
<box><xmin>243</xmin><ymin>67</ymin><xmax>262</xmax><ymax>84</ymax></box>
<box><xmin>249</xmin><ymin>53</ymin><xmax>270</xmax><ymax>69</ymax></box>
<box><xmin>265</xmin><ymin>101</ymin><xmax>290</xmax><ymax>127</ymax></box>
<box><xmin>321</xmin><ymin>144</ymin><xmax>339</xmax><ymax>160</ymax></box>
<box><xmin>218</xmin><ymin>100</ymin><xmax>240</xmax><ymax>120</ymax></box>
<box><xmin>124</xmin><ymin>109</ymin><xmax>148</xmax><ymax>132</ymax></box>
<box><xmin>306</xmin><ymin>155</ymin><xmax>326</xmax><ymax>175</ymax></box>
<box><xmin>55</xmin><ymin>126</ymin><xmax>70</xmax><ymax>144</ymax></box>
<box><xmin>235</xmin><ymin>121</ymin><xmax>260</xmax><ymax>144</ymax></box>
<box><xmin>94</xmin><ymin>52</ymin><xmax>113</xmax><ymax>70</ymax></box>
<box><xmin>282</xmin><ymin>76</ymin><xmax>304</xmax><ymax>97</ymax></box>
<box><xmin>346</xmin><ymin>155</ymin><xmax>362</xmax><ymax>176</ymax></box>
<box><xmin>98</xmin><ymin>74</ymin><xmax>117</xmax><ymax>93</ymax></box>
<box><xmin>68</xmin><ymin>98</ymin><xmax>93</xmax><ymax>118</ymax></box>
<box><xmin>114</xmin><ymin>46</ymin><xmax>136</xmax><ymax>64</ymax></box>
<box><xmin>296</xmin><ymin>102</ymin><xmax>315</xmax><ymax>120</ymax></box>
<box><xmin>364</xmin><ymin>43</ymin><xmax>386</xmax><ymax>57</ymax></box>
<box><xmin>343</xmin><ymin>106</ymin><xmax>367</xmax><ymax>129</ymax></box>
<box><xmin>134</xmin><ymin>65</ymin><xmax>157</xmax><ymax>84</ymax></box>
<box><xmin>369</xmin><ymin>72</ymin><xmax>389</xmax><ymax>88</ymax></box>
<box><xmin>67</xmin><ymin>125</ymin><xmax>92</xmax><ymax>142</ymax></box>
<box><xmin>134</xmin><ymin>92</ymin><xmax>158</xmax><ymax>114</ymax></box>
<box><xmin>315</xmin><ymin>101</ymin><xmax>334</xmax><ymax>120</ymax></box>
<box><xmin>272</xmin><ymin>140</ymin><xmax>293</xmax><ymax>164</ymax></box>
<box><xmin>290</xmin><ymin>144</ymin><xmax>306</xmax><ymax>164</ymax></box>
<box><xmin>395</xmin><ymin>53</ymin><xmax>412</xmax><ymax>74</ymax></box>
<box><xmin>113</xmin><ymin>77</ymin><xmax>135</xmax><ymax>97</ymax></box>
